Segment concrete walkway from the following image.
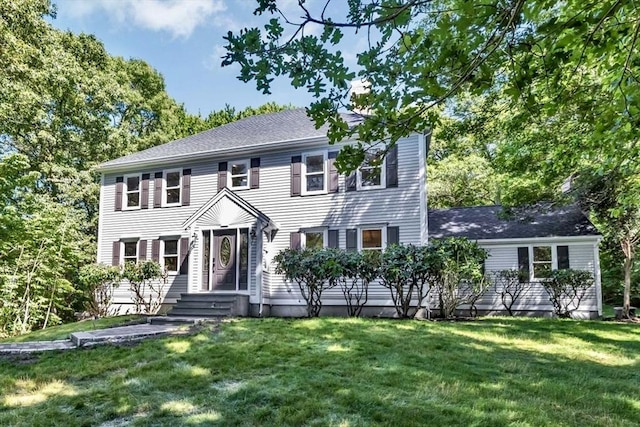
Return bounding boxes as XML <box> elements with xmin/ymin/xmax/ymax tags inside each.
<box><xmin>0</xmin><ymin>322</ymin><xmax>185</xmax><ymax>354</ymax></box>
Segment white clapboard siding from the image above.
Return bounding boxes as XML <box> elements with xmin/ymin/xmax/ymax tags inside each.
<box><xmin>479</xmin><ymin>242</ymin><xmax>599</xmax><ymax>315</ymax></box>
<box><xmin>99</xmin><ymin>134</ymin><xmax>425</xmax><ymax>310</ymax></box>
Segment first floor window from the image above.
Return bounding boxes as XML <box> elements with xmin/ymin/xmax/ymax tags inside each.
<box><xmin>123</xmin><ymin>241</ymin><xmax>138</xmax><ymax>264</ymax></box>
<box><xmin>125</xmin><ymin>175</ymin><xmax>141</xmax><ymax>208</ymax></box>
<box><xmin>361</xmin><ymin>228</ymin><xmax>384</xmax><ymax>251</ymax></box>
<box><xmin>303</xmin><ymin>230</ymin><xmax>325</xmax><ymax>249</ymax></box>
<box><xmin>303</xmin><ymin>152</ymin><xmax>326</xmax><ymax>194</ymax></box>
<box><xmin>518</xmin><ymin>245</ymin><xmax>571</xmax><ymax>281</ymax></box>
<box><xmin>532</xmin><ymin>246</ymin><xmax>552</xmax><ymax>279</ymax></box>
<box><xmin>165</xmin><ymin>170</ymin><xmax>181</xmax><ymax>205</ymax></box>
<box><xmin>230</xmin><ymin>160</ymin><xmax>250</xmax><ymax>189</ymax></box>
<box><xmin>163</xmin><ymin>239</ymin><xmax>179</xmax><ymax>272</ymax></box>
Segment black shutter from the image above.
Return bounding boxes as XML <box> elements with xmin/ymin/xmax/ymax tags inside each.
<box><xmin>517</xmin><ymin>247</ymin><xmax>530</xmax><ymax>283</ymax></box>
<box><xmin>111</xmin><ymin>241</ymin><xmax>120</xmax><ymax>266</ymax></box>
<box><xmin>328</xmin><ymin>229</ymin><xmax>339</xmax><ymax>248</ymax></box>
<box><xmin>114</xmin><ymin>177</ymin><xmax>123</xmax><ymax>211</ymax></box>
<box><xmin>386</xmin><ymin>144</ymin><xmax>398</xmax><ymax>188</ymax></box>
<box><xmin>151</xmin><ymin>239</ymin><xmax>160</xmax><ymax>262</ymax></box>
<box><xmin>182</xmin><ymin>169</ymin><xmax>191</xmax><ymax>206</ymax></box>
<box><xmin>153</xmin><ymin>172</ymin><xmax>163</xmax><ymax>208</ymax></box>
<box><xmin>291</xmin><ymin>156</ymin><xmax>301</xmax><ymax>196</ymax></box>
<box><xmin>290</xmin><ymin>232</ymin><xmax>302</xmax><ymax>250</ymax></box>
<box><xmin>346</xmin><ymin>229</ymin><xmax>357</xmax><ymax>252</ymax></box>
<box><xmin>387</xmin><ymin>226</ymin><xmax>400</xmax><ymax>246</ymax></box>
<box><xmin>250</xmin><ymin>158</ymin><xmax>260</xmax><ymax>189</ymax></box>
<box><xmin>140</xmin><ymin>174</ymin><xmax>150</xmax><ymax>209</ymax></box>
<box><xmin>179</xmin><ymin>237</ymin><xmax>189</xmax><ymax>274</ymax></box>
<box><xmin>138</xmin><ymin>240</ymin><xmax>147</xmax><ymax>261</ymax></box>
<box><xmin>557</xmin><ymin>246</ymin><xmax>570</xmax><ymax>269</ymax></box>
<box><xmin>218</xmin><ymin>162</ymin><xmax>228</xmax><ymax>191</ymax></box>
<box><xmin>328</xmin><ymin>152</ymin><xmax>339</xmax><ymax>193</ymax></box>
<box><xmin>345</xmin><ymin>172</ymin><xmax>356</xmax><ymax>192</ymax></box>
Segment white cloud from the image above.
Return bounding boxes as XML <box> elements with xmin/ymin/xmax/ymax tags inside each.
<box><xmin>63</xmin><ymin>0</ymin><xmax>227</xmax><ymax>39</ymax></box>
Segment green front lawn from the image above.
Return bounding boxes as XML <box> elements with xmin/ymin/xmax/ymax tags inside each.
<box><xmin>0</xmin><ymin>315</ymin><xmax>143</xmax><ymax>343</ymax></box>
<box><xmin>0</xmin><ymin>317</ymin><xmax>638</xmax><ymax>426</ymax></box>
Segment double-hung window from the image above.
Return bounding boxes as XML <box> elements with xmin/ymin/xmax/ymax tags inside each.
<box><xmin>163</xmin><ymin>239</ymin><xmax>179</xmax><ymax>273</ymax></box>
<box><xmin>357</xmin><ymin>150</ymin><xmax>385</xmax><ymax>190</ymax></box>
<box><xmin>124</xmin><ymin>174</ymin><xmax>141</xmax><ymax>209</ymax></box>
<box><xmin>230</xmin><ymin>160</ymin><xmax>250</xmax><ymax>190</ymax></box>
<box><xmin>518</xmin><ymin>245</ymin><xmax>571</xmax><ymax>281</ymax></box>
<box><xmin>302</xmin><ymin>151</ymin><xmax>327</xmax><ymax>195</ymax></box>
<box><xmin>359</xmin><ymin>226</ymin><xmax>386</xmax><ymax>252</ymax></box>
<box><xmin>532</xmin><ymin>246</ymin><xmax>552</xmax><ymax>279</ymax></box>
<box><xmin>123</xmin><ymin>241</ymin><xmax>138</xmax><ymax>264</ymax></box>
<box><xmin>164</xmin><ymin>170</ymin><xmax>181</xmax><ymax>206</ymax></box>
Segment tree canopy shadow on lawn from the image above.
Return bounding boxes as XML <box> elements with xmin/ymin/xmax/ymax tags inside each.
<box><xmin>0</xmin><ymin>317</ymin><xmax>638</xmax><ymax>426</ymax></box>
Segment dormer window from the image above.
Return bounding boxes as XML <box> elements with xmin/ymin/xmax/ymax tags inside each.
<box><xmin>124</xmin><ymin>174</ymin><xmax>141</xmax><ymax>209</ymax></box>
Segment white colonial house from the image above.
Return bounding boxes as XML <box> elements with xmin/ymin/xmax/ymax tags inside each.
<box><xmin>96</xmin><ymin>108</ymin><xmax>602</xmax><ymax>318</ymax></box>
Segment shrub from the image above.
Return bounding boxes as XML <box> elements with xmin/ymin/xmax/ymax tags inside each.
<box><xmin>274</xmin><ymin>248</ymin><xmax>338</xmax><ymax>317</ymax></box>
<box><xmin>78</xmin><ymin>263</ymin><xmax>122</xmax><ymax>317</ymax></box>
<box><xmin>122</xmin><ymin>260</ymin><xmax>166</xmax><ymax>314</ymax></box>
<box><xmin>428</xmin><ymin>238</ymin><xmax>489</xmax><ymax>319</ymax></box>
<box><xmin>493</xmin><ymin>269</ymin><xmax>532</xmax><ymax>316</ymax></box>
<box><xmin>339</xmin><ymin>250</ymin><xmax>379</xmax><ymax>317</ymax></box>
<box><xmin>378</xmin><ymin>244</ymin><xmax>431</xmax><ymax>318</ymax></box>
<box><xmin>541</xmin><ymin>269</ymin><xmax>594</xmax><ymax>318</ymax></box>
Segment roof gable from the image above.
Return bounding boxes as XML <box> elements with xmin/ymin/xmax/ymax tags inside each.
<box><xmin>182</xmin><ymin>187</ymin><xmax>278</xmax><ymax>231</ymax></box>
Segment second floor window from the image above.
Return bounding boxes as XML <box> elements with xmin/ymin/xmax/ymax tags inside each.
<box><xmin>125</xmin><ymin>175</ymin><xmax>141</xmax><ymax>208</ymax></box>
<box><xmin>165</xmin><ymin>170</ymin><xmax>181</xmax><ymax>205</ymax></box>
<box><xmin>358</xmin><ymin>151</ymin><xmax>385</xmax><ymax>190</ymax></box>
<box><xmin>230</xmin><ymin>160</ymin><xmax>250</xmax><ymax>189</ymax></box>
<box><xmin>303</xmin><ymin>152</ymin><xmax>326</xmax><ymax>194</ymax></box>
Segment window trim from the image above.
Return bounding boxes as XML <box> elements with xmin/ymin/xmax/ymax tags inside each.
<box><xmin>357</xmin><ymin>225</ymin><xmax>387</xmax><ymax>251</ymax></box>
<box><xmin>301</xmin><ymin>150</ymin><xmax>328</xmax><ymax>196</ymax></box>
<box><xmin>523</xmin><ymin>244</ymin><xmax>569</xmax><ymax>281</ymax></box>
<box><xmin>121</xmin><ymin>240</ymin><xmax>139</xmax><ymax>265</ymax></box>
<box><xmin>229</xmin><ymin>159</ymin><xmax>250</xmax><ymax>190</ymax></box>
<box><xmin>357</xmin><ymin>150</ymin><xmax>386</xmax><ymax>191</ymax></box>
<box><xmin>162</xmin><ymin>169</ymin><xmax>182</xmax><ymax>207</ymax></box>
<box><xmin>122</xmin><ymin>173</ymin><xmax>142</xmax><ymax>210</ymax></box>
<box><xmin>161</xmin><ymin>238</ymin><xmax>180</xmax><ymax>275</ymax></box>
<box><xmin>301</xmin><ymin>227</ymin><xmax>328</xmax><ymax>249</ymax></box>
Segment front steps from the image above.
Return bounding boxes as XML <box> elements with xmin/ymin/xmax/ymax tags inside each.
<box><xmin>163</xmin><ymin>294</ymin><xmax>249</xmax><ymax>319</ymax></box>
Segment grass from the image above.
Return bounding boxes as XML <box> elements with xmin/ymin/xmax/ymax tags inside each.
<box><xmin>0</xmin><ymin>315</ymin><xmax>143</xmax><ymax>343</ymax></box>
<box><xmin>0</xmin><ymin>317</ymin><xmax>638</xmax><ymax>426</ymax></box>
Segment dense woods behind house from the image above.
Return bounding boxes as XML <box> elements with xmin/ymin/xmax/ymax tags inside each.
<box><xmin>1</xmin><ymin>0</ymin><xmax>638</xmax><ymax>336</ymax></box>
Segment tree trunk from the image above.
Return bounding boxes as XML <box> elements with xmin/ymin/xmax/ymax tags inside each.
<box><xmin>623</xmin><ymin>256</ymin><xmax>632</xmax><ymax>318</ymax></box>
<box><xmin>621</xmin><ymin>238</ymin><xmax>634</xmax><ymax>319</ymax></box>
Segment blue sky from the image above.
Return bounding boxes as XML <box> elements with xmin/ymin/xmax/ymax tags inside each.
<box><xmin>48</xmin><ymin>0</ymin><xmax>365</xmax><ymax>116</ymax></box>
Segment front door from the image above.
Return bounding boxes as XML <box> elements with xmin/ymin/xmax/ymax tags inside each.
<box><xmin>212</xmin><ymin>229</ymin><xmax>236</xmax><ymax>290</ymax></box>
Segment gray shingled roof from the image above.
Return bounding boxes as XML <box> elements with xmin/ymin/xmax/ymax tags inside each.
<box><xmin>99</xmin><ymin>108</ymin><xmax>365</xmax><ymax>170</ymax></box>
<box><xmin>428</xmin><ymin>205</ymin><xmax>600</xmax><ymax>240</ymax></box>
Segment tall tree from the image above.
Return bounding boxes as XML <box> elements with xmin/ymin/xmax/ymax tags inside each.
<box><xmin>0</xmin><ymin>0</ymin><xmax>292</xmax><ymax>334</ymax></box>
<box><xmin>224</xmin><ymin>0</ymin><xmax>640</xmax><ymax>316</ymax></box>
